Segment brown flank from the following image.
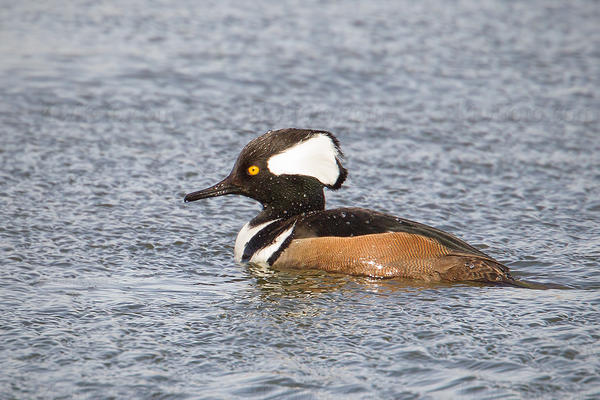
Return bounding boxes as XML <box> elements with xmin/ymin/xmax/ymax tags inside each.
<box><xmin>273</xmin><ymin>232</ymin><xmax>512</xmax><ymax>282</ymax></box>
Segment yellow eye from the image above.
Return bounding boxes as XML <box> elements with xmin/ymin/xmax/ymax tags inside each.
<box><xmin>247</xmin><ymin>165</ymin><xmax>260</xmax><ymax>176</ymax></box>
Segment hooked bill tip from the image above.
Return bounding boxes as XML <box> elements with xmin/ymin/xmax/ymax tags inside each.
<box><xmin>184</xmin><ymin>191</ymin><xmax>201</xmax><ymax>203</ymax></box>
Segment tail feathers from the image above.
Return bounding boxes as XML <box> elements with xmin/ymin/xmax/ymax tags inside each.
<box><xmin>438</xmin><ymin>254</ymin><xmax>564</xmax><ymax>289</ymax></box>
<box><xmin>497</xmin><ymin>278</ymin><xmax>570</xmax><ymax>290</ymax></box>
<box><xmin>438</xmin><ymin>254</ymin><xmax>514</xmax><ymax>284</ymax></box>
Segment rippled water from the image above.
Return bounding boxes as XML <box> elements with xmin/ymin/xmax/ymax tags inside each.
<box><xmin>1</xmin><ymin>1</ymin><xmax>599</xmax><ymax>398</ymax></box>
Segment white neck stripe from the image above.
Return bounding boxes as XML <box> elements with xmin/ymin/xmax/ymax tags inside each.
<box><xmin>250</xmin><ymin>223</ymin><xmax>295</xmax><ymax>266</ymax></box>
<box><xmin>234</xmin><ymin>219</ymin><xmax>278</xmax><ymax>262</ymax></box>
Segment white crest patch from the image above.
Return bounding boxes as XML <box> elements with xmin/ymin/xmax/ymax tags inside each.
<box><xmin>234</xmin><ymin>220</ymin><xmax>278</xmax><ymax>262</ymax></box>
<box><xmin>267</xmin><ymin>134</ymin><xmax>340</xmax><ymax>186</ymax></box>
<box><xmin>250</xmin><ymin>223</ymin><xmax>295</xmax><ymax>266</ymax></box>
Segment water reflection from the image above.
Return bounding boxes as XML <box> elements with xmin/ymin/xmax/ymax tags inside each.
<box><xmin>245</xmin><ymin>262</ymin><xmax>483</xmax><ymax>299</ymax></box>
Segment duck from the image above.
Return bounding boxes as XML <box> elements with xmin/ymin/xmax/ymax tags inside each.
<box><xmin>184</xmin><ymin>128</ymin><xmax>516</xmax><ymax>284</ymax></box>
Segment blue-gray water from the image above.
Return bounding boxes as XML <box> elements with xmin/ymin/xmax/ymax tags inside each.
<box><xmin>1</xmin><ymin>1</ymin><xmax>599</xmax><ymax>398</ymax></box>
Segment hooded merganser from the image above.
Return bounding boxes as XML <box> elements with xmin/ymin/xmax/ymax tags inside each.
<box><xmin>184</xmin><ymin>128</ymin><xmax>515</xmax><ymax>284</ymax></box>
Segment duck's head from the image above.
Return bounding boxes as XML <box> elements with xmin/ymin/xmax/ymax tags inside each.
<box><xmin>184</xmin><ymin>128</ymin><xmax>347</xmax><ymax>219</ymax></box>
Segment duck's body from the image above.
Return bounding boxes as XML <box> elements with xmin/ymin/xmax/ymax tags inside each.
<box><xmin>185</xmin><ymin>128</ymin><xmax>514</xmax><ymax>284</ymax></box>
<box><xmin>232</xmin><ymin>207</ymin><xmax>511</xmax><ymax>282</ymax></box>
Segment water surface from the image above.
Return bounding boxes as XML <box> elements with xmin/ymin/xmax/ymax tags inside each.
<box><xmin>1</xmin><ymin>0</ymin><xmax>599</xmax><ymax>398</ymax></box>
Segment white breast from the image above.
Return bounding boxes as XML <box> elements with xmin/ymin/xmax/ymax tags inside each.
<box><xmin>233</xmin><ymin>219</ymin><xmax>296</xmax><ymax>266</ymax></box>
<box><xmin>249</xmin><ymin>223</ymin><xmax>295</xmax><ymax>266</ymax></box>
<box><xmin>234</xmin><ymin>220</ymin><xmax>276</xmax><ymax>262</ymax></box>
